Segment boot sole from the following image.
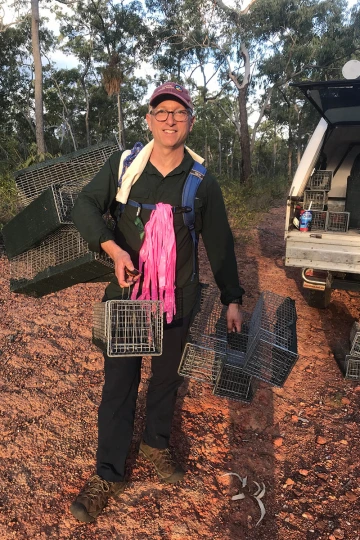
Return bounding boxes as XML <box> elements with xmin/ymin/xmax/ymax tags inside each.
<box><xmin>70</xmin><ymin>502</ymin><xmax>96</xmax><ymax>523</ymax></box>
<box><xmin>139</xmin><ymin>448</ymin><xmax>185</xmax><ymax>483</ymax></box>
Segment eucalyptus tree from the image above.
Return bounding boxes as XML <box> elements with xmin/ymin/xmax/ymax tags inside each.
<box><xmin>252</xmin><ymin>0</ymin><xmax>360</xmax><ymax>177</ymax></box>
<box><xmin>30</xmin><ymin>0</ymin><xmax>46</xmax><ymax>153</ymax></box>
<box><xmin>0</xmin><ymin>0</ymin><xmax>50</xmax><ymax>155</ymax></box>
<box><xmin>146</xmin><ymin>0</ymin><xmax>231</xmax><ymax>169</ymax></box>
<box><xmin>0</xmin><ymin>13</ymin><xmax>56</xmax><ymax>161</ymax></box>
<box><xmin>147</xmin><ymin>0</ymin><xmax>360</xmax><ymax>186</ymax></box>
<box><xmin>146</xmin><ymin>0</ymin><xmax>257</xmax><ymax>184</ymax></box>
<box><xmin>57</xmin><ymin>0</ymin><xmax>152</xmax><ymax>148</ymax></box>
<box><xmin>0</xmin><ymin>22</ymin><xmax>33</xmax><ymax>165</ymax></box>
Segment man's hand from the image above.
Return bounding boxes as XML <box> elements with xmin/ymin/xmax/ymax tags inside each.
<box><xmin>226</xmin><ymin>303</ymin><xmax>243</xmax><ymax>333</ymax></box>
<box><xmin>100</xmin><ymin>240</ymin><xmax>141</xmax><ymax>288</ymax></box>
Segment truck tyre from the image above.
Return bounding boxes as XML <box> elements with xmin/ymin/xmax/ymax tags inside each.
<box><xmin>304</xmin><ymin>287</ymin><xmax>332</xmax><ymax>309</ymax></box>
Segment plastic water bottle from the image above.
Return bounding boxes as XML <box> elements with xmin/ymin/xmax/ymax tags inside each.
<box><xmin>299</xmin><ymin>210</ymin><xmax>312</xmax><ymax>232</ymax></box>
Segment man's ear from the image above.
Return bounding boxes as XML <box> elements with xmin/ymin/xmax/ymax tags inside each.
<box><xmin>145</xmin><ymin>113</ymin><xmax>152</xmax><ymax>132</ymax></box>
<box><xmin>189</xmin><ymin>116</ymin><xmax>195</xmax><ymax>132</ymax></box>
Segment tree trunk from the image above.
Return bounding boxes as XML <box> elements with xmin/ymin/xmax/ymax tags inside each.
<box><xmin>217</xmin><ymin>128</ymin><xmax>222</xmax><ymax>176</ymax></box>
<box><xmin>85</xmin><ymin>93</ymin><xmax>90</xmax><ymax>148</ymax></box>
<box><xmin>31</xmin><ymin>0</ymin><xmax>46</xmax><ymax>155</ymax></box>
<box><xmin>288</xmin><ymin>125</ymin><xmax>293</xmax><ymax>180</ymax></box>
<box><xmin>230</xmin><ymin>136</ymin><xmax>235</xmax><ymax>180</ymax></box>
<box><xmin>238</xmin><ymin>86</ymin><xmax>252</xmax><ymax>185</ymax></box>
<box><xmin>204</xmin><ymin>119</ymin><xmax>208</xmax><ymax>167</ymax></box>
<box><xmin>117</xmin><ymin>90</ymin><xmax>126</xmax><ymax>149</ymax></box>
<box><xmin>273</xmin><ymin>122</ymin><xmax>277</xmax><ymax>172</ymax></box>
<box><xmin>80</xmin><ymin>63</ymin><xmax>91</xmax><ymax>147</ymax></box>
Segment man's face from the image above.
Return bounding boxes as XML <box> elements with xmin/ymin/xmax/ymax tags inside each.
<box><xmin>146</xmin><ymin>99</ymin><xmax>195</xmax><ymax>150</ymax></box>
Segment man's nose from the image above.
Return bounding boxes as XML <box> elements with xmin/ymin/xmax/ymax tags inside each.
<box><xmin>165</xmin><ymin>112</ymin><xmax>176</xmax><ymax>125</ymax></box>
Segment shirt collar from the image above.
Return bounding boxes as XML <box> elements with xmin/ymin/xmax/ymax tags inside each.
<box><xmin>144</xmin><ymin>149</ymin><xmax>193</xmax><ymax>177</ymax></box>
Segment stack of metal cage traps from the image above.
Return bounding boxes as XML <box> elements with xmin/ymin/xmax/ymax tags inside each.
<box><xmin>338</xmin><ymin>321</ymin><xmax>360</xmax><ymax>380</ymax></box>
<box><xmin>304</xmin><ymin>171</ymin><xmax>350</xmax><ymax>233</ymax></box>
<box><xmin>3</xmin><ymin>140</ymin><xmax>119</xmax><ymax>296</ymax></box>
<box><xmin>92</xmin><ymin>298</ymin><xmax>164</xmax><ymax>357</ymax></box>
<box><xmin>304</xmin><ymin>170</ymin><xmax>332</xmax><ymax>210</ymax></box>
<box><xmin>178</xmin><ymin>286</ymin><xmax>298</xmax><ymax>403</ymax></box>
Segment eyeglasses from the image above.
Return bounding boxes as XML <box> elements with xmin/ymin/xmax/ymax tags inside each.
<box><xmin>150</xmin><ymin>109</ymin><xmax>191</xmax><ymax>122</ymax></box>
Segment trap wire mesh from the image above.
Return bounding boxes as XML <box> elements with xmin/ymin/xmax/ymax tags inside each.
<box><xmin>14</xmin><ymin>140</ymin><xmax>119</xmax><ymax>207</ymax></box>
<box><xmin>326</xmin><ymin>212</ymin><xmax>350</xmax><ymax>233</ymax></box>
<box><xmin>306</xmin><ymin>171</ymin><xmax>332</xmax><ymax>191</ymax></box>
<box><xmin>344</xmin><ymin>355</ymin><xmax>360</xmax><ymax>380</ymax></box>
<box><xmin>350</xmin><ymin>321</ymin><xmax>360</xmax><ymax>357</ymax></box>
<box><xmin>53</xmin><ymin>178</ymin><xmax>91</xmax><ymax>223</ymax></box>
<box><xmin>93</xmin><ymin>299</ymin><xmax>164</xmax><ymax>357</ymax></box>
<box><xmin>303</xmin><ymin>190</ymin><xmax>327</xmax><ymax>211</ymax></box>
<box><xmin>310</xmin><ymin>211</ymin><xmax>327</xmax><ymax>231</ymax></box>
<box><xmin>242</xmin><ymin>291</ymin><xmax>298</xmax><ymax>387</ymax></box>
<box><xmin>10</xmin><ymin>225</ymin><xmax>113</xmax><ymax>281</ymax></box>
<box><xmin>179</xmin><ymin>285</ymin><xmax>257</xmax><ymax>403</ymax></box>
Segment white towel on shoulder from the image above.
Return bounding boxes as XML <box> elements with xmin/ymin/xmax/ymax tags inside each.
<box><xmin>115</xmin><ymin>140</ymin><xmax>204</xmax><ymax>204</ymax></box>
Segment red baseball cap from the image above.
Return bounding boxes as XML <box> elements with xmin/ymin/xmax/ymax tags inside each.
<box><xmin>149</xmin><ymin>82</ymin><xmax>194</xmax><ymax>110</ymax></box>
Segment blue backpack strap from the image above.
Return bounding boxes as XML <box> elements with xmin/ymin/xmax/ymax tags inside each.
<box><xmin>118</xmin><ymin>199</ymin><xmax>157</xmax><ymax>213</ymax></box>
<box><xmin>117</xmin><ymin>159</ymin><xmax>207</xmax><ymax>281</ymax></box>
<box><xmin>182</xmin><ymin>161</ymin><xmax>207</xmax><ymax>280</ymax></box>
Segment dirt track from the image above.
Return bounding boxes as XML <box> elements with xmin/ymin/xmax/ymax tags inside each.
<box><xmin>1</xmin><ymin>203</ymin><xmax>360</xmax><ymax>540</ymax></box>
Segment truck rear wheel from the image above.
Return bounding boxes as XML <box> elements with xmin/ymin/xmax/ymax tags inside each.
<box><xmin>304</xmin><ymin>287</ymin><xmax>332</xmax><ymax>309</ymax></box>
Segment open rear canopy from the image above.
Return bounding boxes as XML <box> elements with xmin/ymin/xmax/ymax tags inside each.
<box><xmin>291</xmin><ymin>80</ymin><xmax>360</xmax><ymax>126</ymax></box>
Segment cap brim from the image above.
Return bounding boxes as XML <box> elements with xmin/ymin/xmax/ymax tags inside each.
<box><xmin>150</xmin><ymin>93</ymin><xmax>193</xmax><ymax>110</ymax></box>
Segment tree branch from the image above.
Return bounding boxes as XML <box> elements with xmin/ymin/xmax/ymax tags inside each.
<box><xmin>212</xmin><ymin>0</ymin><xmax>258</xmax><ymax>19</ymax></box>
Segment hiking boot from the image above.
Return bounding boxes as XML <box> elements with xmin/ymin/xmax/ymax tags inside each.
<box><xmin>70</xmin><ymin>474</ymin><xmax>126</xmax><ymax>523</ymax></box>
<box><xmin>139</xmin><ymin>441</ymin><xmax>185</xmax><ymax>483</ymax></box>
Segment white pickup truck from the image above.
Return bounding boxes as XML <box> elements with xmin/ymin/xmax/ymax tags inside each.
<box><xmin>285</xmin><ymin>78</ymin><xmax>360</xmax><ymax>308</ymax></box>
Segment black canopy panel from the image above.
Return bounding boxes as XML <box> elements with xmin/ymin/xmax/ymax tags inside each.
<box><xmin>290</xmin><ymin>80</ymin><xmax>360</xmax><ymax>126</ymax></box>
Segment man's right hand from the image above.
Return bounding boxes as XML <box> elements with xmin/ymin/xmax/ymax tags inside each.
<box><xmin>100</xmin><ymin>240</ymin><xmax>140</xmax><ymax>288</ymax></box>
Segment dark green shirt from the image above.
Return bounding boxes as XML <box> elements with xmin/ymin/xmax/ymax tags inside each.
<box><xmin>71</xmin><ymin>149</ymin><xmax>244</xmax><ymax>316</ymax></box>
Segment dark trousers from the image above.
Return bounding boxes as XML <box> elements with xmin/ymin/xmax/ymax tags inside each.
<box><xmin>96</xmin><ymin>314</ymin><xmax>191</xmax><ymax>483</ymax></box>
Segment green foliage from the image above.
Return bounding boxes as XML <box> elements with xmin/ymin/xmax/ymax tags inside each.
<box><xmin>0</xmin><ymin>0</ymin><xmax>359</xmax><ymax>206</ymax></box>
<box><xmin>0</xmin><ymin>173</ymin><xmax>20</xmax><ymax>229</ymax></box>
<box><xmin>220</xmin><ymin>171</ymin><xmax>289</xmax><ymax>231</ymax></box>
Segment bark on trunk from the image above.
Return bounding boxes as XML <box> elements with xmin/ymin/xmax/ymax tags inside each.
<box><xmin>31</xmin><ymin>0</ymin><xmax>46</xmax><ymax>154</ymax></box>
<box><xmin>118</xmin><ymin>90</ymin><xmax>126</xmax><ymax>149</ymax></box>
<box><xmin>230</xmin><ymin>136</ymin><xmax>235</xmax><ymax>180</ymax></box>
<box><xmin>217</xmin><ymin>128</ymin><xmax>222</xmax><ymax>176</ymax></box>
<box><xmin>80</xmin><ymin>64</ymin><xmax>91</xmax><ymax>147</ymax></box>
<box><xmin>288</xmin><ymin>126</ymin><xmax>293</xmax><ymax>180</ymax></box>
<box><xmin>204</xmin><ymin>121</ymin><xmax>208</xmax><ymax>167</ymax></box>
<box><xmin>238</xmin><ymin>86</ymin><xmax>252</xmax><ymax>185</ymax></box>
<box><xmin>273</xmin><ymin>122</ymin><xmax>277</xmax><ymax>172</ymax></box>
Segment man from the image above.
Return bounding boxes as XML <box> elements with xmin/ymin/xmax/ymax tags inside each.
<box><xmin>70</xmin><ymin>81</ymin><xmax>244</xmax><ymax>523</ymax></box>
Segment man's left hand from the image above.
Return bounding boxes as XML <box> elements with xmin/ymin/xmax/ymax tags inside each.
<box><xmin>226</xmin><ymin>303</ymin><xmax>243</xmax><ymax>333</ymax></box>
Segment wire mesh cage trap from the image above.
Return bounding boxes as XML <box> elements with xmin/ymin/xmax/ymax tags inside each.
<box><xmin>343</xmin><ymin>355</ymin><xmax>360</xmax><ymax>380</ymax></box>
<box><xmin>306</xmin><ymin>171</ymin><xmax>332</xmax><ymax>191</ymax></box>
<box><xmin>178</xmin><ymin>285</ymin><xmax>257</xmax><ymax>403</ymax></box>
<box><xmin>9</xmin><ymin>225</ymin><xmax>114</xmax><ymax>296</ymax></box>
<box><xmin>326</xmin><ymin>211</ymin><xmax>350</xmax><ymax>233</ymax></box>
<box><xmin>241</xmin><ymin>290</ymin><xmax>298</xmax><ymax>387</ymax></box>
<box><xmin>14</xmin><ymin>139</ymin><xmax>119</xmax><ymax>208</ymax></box>
<box><xmin>3</xmin><ymin>179</ymin><xmax>90</xmax><ymax>259</ymax></box>
<box><xmin>303</xmin><ymin>190</ymin><xmax>328</xmax><ymax>211</ymax></box>
<box><xmin>336</xmin><ymin>351</ymin><xmax>360</xmax><ymax>381</ymax></box>
<box><xmin>310</xmin><ymin>210</ymin><xmax>327</xmax><ymax>231</ymax></box>
<box><xmin>54</xmin><ymin>179</ymin><xmax>90</xmax><ymax>223</ymax></box>
<box><xmin>92</xmin><ymin>299</ymin><xmax>164</xmax><ymax>357</ymax></box>
<box><xmin>350</xmin><ymin>320</ymin><xmax>360</xmax><ymax>357</ymax></box>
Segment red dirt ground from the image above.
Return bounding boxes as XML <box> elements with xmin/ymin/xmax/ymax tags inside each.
<box><xmin>1</xmin><ymin>202</ymin><xmax>360</xmax><ymax>540</ymax></box>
